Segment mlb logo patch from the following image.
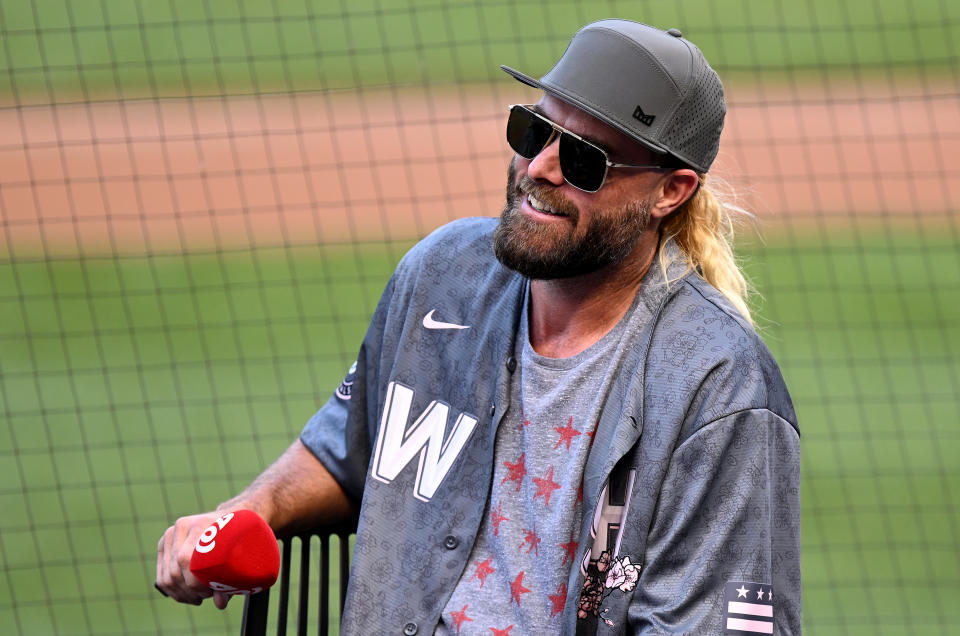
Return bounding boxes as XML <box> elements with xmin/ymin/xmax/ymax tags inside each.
<box><xmin>725</xmin><ymin>581</ymin><xmax>773</xmax><ymax>634</ymax></box>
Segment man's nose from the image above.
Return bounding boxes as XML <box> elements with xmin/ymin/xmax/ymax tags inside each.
<box><xmin>525</xmin><ymin>134</ymin><xmax>565</xmax><ymax>186</ymax></box>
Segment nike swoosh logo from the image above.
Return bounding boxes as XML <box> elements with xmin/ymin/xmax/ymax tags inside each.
<box><xmin>422</xmin><ymin>309</ymin><xmax>470</xmax><ymax>330</ymax></box>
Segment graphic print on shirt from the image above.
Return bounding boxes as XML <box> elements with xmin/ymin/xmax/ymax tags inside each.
<box><xmin>549</xmin><ymin>582</ymin><xmax>568</xmax><ymax>617</ymax></box>
<box><xmin>560</xmin><ymin>534</ymin><xmax>579</xmax><ymax>565</ymax></box>
<box><xmin>554</xmin><ymin>416</ymin><xmax>582</xmax><ymax>450</ymax></box>
<box><xmin>471</xmin><ymin>556</ymin><xmax>495</xmax><ymax>587</ymax></box>
<box><xmin>510</xmin><ymin>571</ymin><xmax>532</xmax><ymax>604</ymax></box>
<box><xmin>519</xmin><ymin>527</ymin><xmax>541</xmax><ymax>555</ymax></box>
<box><xmin>576</xmin><ymin>467</ymin><xmax>639</xmax><ymax>626</ymax></box>
<box><xmin>449</xmin><ymin>604</ymin><xmax>472</xmax><ymax>634</ymax></box>
<box><xmin>502</xmin><ymin>453</ymin><xmax>527</xmax><ymax>491</ymax></box>
<box><xmin>370</xmin><ymin>381</ymin><xmax>479</xmax><ymax>501</ymax></box>
<box><xmin>532</xmin><ymin>466</ymin><xmax>562</xmax><ymax>507</ymax></box>
<box><xmin>490</xmin><ymin>502</ymin><xmax>509</xmax><ymax>536</ymax></box>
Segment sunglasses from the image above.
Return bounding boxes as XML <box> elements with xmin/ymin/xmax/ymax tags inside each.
<box><xmin>506</xmin><ymin>104</ymin><xmax>666</xmax><ymax>193</ymax></box>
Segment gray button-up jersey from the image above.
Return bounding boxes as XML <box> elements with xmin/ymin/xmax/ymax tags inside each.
<box><xmin>301</xmin><ymin>217</ymin><xmax>801</xmax><ymax>635</ymax></box>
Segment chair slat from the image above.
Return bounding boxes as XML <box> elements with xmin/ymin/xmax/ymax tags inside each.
<box><xmin>297</xmin><ymin>538</ymin><xmax>311</xmax><ymax>636</ymax></box>
<box><xmin>319</xmin><ymin>533</ymin><xmax>330</xmax><ymax>636</ymax></box>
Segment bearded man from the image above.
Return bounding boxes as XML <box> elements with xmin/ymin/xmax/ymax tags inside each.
<box><xmin>157</xmin><ymin>20</ymin><xmax>800</xmax><ymax>635</ymax></box>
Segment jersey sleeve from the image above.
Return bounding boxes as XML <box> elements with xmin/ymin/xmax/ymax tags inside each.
<box><xmin>299</xmin><ymin>272</ymin><xmax>398</xmax><ymax>503</ymax></box>
<box><xmin>628</xmin><ymin>408</ymin><xmax>801</xmax><ymax>634</ymax></box>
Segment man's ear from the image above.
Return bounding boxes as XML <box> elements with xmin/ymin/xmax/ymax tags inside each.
<box><xmin>651</xmin><ymin>169</ymin><xmax>700</xmax><ymax>220</ymax></box>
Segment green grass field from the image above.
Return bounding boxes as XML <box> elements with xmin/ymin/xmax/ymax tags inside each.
<box><xmin>754</xmin><ymin>224</ymin><xmax>960</xmax><ymax>634</ymax></box>
<box><xmin>745</xmin><ymin>223</ymin><xmax>960</xmax><ymax>634</ymax></box>
<box><xmin>2</xmin><ymin>0</ymin><xmax>958</xmax><ymax>103</ymax></box>
<box><xmin>2</xmin><ymin>223</ymin><xmax>959</xmax><ymax>634</ymax></box>
<box><xmin>2</xmin><ymin>0</ymin><xmax>959</xmax><ymax>633</ymax></box>
<box><xmin>0</xmin><ymin>242</ymin><xmax>403</xmax><ymax>635</ymax></box>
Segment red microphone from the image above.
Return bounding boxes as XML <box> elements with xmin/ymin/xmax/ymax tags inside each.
<box><xmin>189</xmin><ymin>510</ymin><xmax>280</xmax><ymax>596</ymax></box>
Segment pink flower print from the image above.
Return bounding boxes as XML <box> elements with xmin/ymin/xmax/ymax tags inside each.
<box><xmin>604</xmin><ymin>556</ymin><xmax>639</xmax><ymax>593</ymax></box>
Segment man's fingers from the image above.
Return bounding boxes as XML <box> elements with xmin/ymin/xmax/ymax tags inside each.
<box><xmin>168</xmin><ymin>519</ymin><xmax>188</xmax><ymax>587</ymax></box>
<box><xmin>155</xmin><ymin>513</ymin><xmax>220</xmax><ymax>605</ymax></box>
<box><xmin>213</xmin><ymin>591</ymin><xmax>231</xmax><ymax>610</ymax></box>
<box><xmin>175</xmin><ymin>528</ymin><xmax>205</xmax><ymax>591</ymax></box>
<box><xmin>155</xmin><ymin>531</ymin><xmax>168</xmax><ymax>593</ymax></box>
<box><xmin>170</xmin><ymin>521</ymin><xmax>211</xmax><ymax>604</ymax></box>
<box><xmin>155</xmin><ymin>526</ymin><xmax>181</xmax><ymax>598</ymax></box>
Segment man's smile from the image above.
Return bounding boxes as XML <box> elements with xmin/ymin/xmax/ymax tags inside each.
<box><xmin>525</xmin><ymin>192</ymin><xmax>569</xmax><ymax>218</ymax></box>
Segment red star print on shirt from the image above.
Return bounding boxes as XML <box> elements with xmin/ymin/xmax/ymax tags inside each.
<box><xmin>559</xmin><ymin>535</ymin><xmax>578</xmax><ymax>565</ymax></box>
<box><xmin>489</xmin><ymin>626</ymin><xmax>514</xmax><ymax>636</ymax></box>
<box><xmin>471</xmin><ymin>556</ymin><xmax>495</xmax><ymax>588</ymax></box>
<box><xmin>491</xmin><ymin>502</ymin><xmax>509</xmax><ymax>536</ymax></box>
<box><xmin>450</xmin><ymin>605</ymin><xmax>472</xmax><ymax>634</ymax></box>
<box><xmin>532</xmin><ymin>466</ymin><xmax>561</xmax><ymax>507</ymax></box>
<box><xmin>548</xmin><ymin>582</ymin><xmax>568</xmax><ymax>617</ymax></box>
<box><xmin>509</xmin><ymin>571</ymin><xmax>531</xmax><ymax>605</ymax></box>
<box><xmin>553</xmin><ymin>416</ymin><xmax>582</xmax><ymax>451</ymax></box>
<box><xmin>585</xmin><ymin>426</ymin><xmax>597</xmax><ymax>446</ymax></box>
<box><xmin>502</xmin><ymin>453</ymin><xmax>527</xmax><ymax>492</ymax></box>
<box><xmin>519</xmin><ymin>528</ymin><xmax>541</xmax><ymax>556</ymax></box>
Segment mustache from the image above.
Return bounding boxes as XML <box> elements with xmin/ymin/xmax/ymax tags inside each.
<box><xmin>512</xmin><ymin>174</ymin><xmax>579</xmax><ymax>220</ymax></box>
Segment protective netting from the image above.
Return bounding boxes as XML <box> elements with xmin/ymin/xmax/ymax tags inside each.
<box><xmin>1</xmin><ymin>1</ymin><xmax>958</xmax><ymax>634</ymax></box>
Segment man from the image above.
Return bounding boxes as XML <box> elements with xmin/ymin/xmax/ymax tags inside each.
<box><xmin>157</xmin><ymin>20</ymin><xmax>800</xmax><ymax>634</ymax></box>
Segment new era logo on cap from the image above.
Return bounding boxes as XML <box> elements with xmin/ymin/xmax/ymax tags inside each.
<box><xmin>725</xmin><ymin>581</ymin><xmax>773</xmax><ymax>634</ymax></box>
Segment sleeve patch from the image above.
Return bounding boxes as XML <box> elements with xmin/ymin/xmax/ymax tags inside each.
<box><xmin>335</xmin><ymin>361</ymin><xmax>358</xmax><ymax>401</ymax></box>
<box><xmin>725</xmin><ymin>581</ymin><xmax>773</xmax><ymax>634</ymax></box>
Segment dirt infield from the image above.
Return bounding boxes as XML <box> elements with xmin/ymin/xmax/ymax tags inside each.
<box><xmin>1</xmin><ymin>80</ymin><xmax>957</xmax><ymax>257</ymax></box>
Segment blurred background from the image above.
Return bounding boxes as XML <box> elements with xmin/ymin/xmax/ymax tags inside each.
<box><xmin>1</xmin><ymin>1</ymin><xmax>958</xmax><ymax>634</ymax></box>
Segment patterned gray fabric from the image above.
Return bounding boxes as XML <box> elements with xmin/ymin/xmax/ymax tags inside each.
<box><xmin>300</xmin><ymin>217</ymin><xmax>800</xmax><ymax>635</ymax></box>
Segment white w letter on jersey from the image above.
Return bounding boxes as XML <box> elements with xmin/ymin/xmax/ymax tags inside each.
<box><xmin>371</xmin><ymin>382</ymin><xmax>479</xmax><ymax>501</ymax></box>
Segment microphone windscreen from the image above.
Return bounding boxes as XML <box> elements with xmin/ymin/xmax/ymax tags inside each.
<box><xmin>189</xmin><ymin>510</ymin><xmax>280</xmax><ymax>595</ymax></box>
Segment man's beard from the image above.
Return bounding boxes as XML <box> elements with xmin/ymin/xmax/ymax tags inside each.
<box><xmin>493</xmin><ymin>160</ymin><xmax>652</xmax><ymax>280</ymax></box>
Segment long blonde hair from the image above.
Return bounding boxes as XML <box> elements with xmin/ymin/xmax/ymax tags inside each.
<box><xmin>658</xmin><ymin>174</ymin><xmax>755</xmax><ymax>325</ymax></box>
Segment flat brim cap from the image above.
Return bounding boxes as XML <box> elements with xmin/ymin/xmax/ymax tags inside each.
<box><xmin>501</xmin><ymin>19</ymin><xmax>725</xmax><ymax>173</ymax></box>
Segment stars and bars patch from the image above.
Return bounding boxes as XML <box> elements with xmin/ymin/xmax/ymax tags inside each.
<box><xmin>725</xmin><ymin>581</ymin><xmax>773</xmax><ymax>634</ymax></box>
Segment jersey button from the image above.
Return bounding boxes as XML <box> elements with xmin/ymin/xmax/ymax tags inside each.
<box><xmin>506</xmin><ymin>356</ymin><xmax>517</xmax><ymax>373</ymax></box>
<box><xmin>489</xmin><ymin>403</ymin><xmax>496</xmax><ymax>416</ymax></box>
<box><xmin>443</xmin><ymin>535</ymin><xmax>459</xmax><ymax>550</ymax></box>
<box><xmin>403</xmin><ymin>622</ymin><xmax>418</xmax><ymax>635</ymax></box>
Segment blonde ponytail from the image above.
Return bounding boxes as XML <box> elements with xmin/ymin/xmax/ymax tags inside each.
<box><xmin>658</xmin><ymin>174</ymin><xmax>755</xmax><ymax>325</ymax></box>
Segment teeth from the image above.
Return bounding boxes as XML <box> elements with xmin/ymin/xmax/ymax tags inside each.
<box><xmin>528</xmin><ymin>193</ymin><xmax>562</xmax><ymax>216</ymax></box>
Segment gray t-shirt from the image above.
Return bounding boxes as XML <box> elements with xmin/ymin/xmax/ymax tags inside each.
<box><xmin>437</xmin><ymin>281</ymin><xmax>655</xmax><ymax>635</ymax></box>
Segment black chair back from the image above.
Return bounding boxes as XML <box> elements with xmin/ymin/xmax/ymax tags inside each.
<box><xmin>240</xmin><ymin>521</ymin><xmax>356</xmax><ymax>636</ymax></box>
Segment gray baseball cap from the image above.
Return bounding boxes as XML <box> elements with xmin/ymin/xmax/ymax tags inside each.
<box><xmin>501</xmin><ymin>19</ymin><xmax>725</xmax><ymax>173</ymax></box>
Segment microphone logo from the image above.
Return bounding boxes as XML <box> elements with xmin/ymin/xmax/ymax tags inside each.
<box><xmin>195</xmin><ymin>512</ymin><xmax>235</xmax><ymax>554</ymax></box>
<box><xmin>209</xmin><ymin>580</ymin><xmax>264</xmax><ymax>596</ymax></box>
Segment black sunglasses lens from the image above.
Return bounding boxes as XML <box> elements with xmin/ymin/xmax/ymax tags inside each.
<box><xmin>506</xmin><ymin>107</ymin><xmax>554</xmax><ymax>159</ymax></box>
<box><xmin>559</xmin><ymin>134</ymin><xmax>606</xmax><ymax>192</ymax></box>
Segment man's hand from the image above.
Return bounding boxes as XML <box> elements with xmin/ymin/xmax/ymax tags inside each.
<box><xmin>155</xmin><ymin>511</ymin><xmax>234</xmax><ymax>609</ymax></box>
<box><xmin>154</xmin><ymin>440</ymin><xmax>354</xmax><ymax>609</ymax></box>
